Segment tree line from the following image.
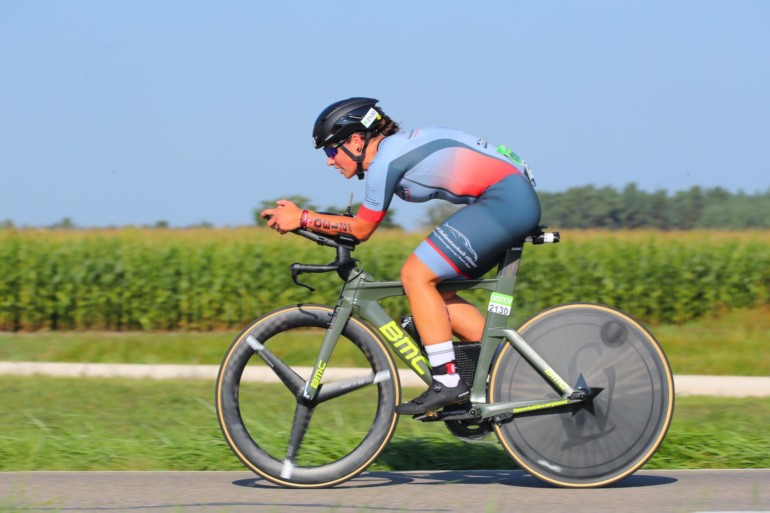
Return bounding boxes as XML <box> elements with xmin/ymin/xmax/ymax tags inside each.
<box><xmin>537</xmin><ymin>184</ymin><xmax>770</xmax><ymax>230</ymax></box>
<box><xmin>403</xmin><ymin>184</ymin><xmax>770</xmax><ymax>231</ymax></box>
<box><xmin>3</xmin><ymin>185</ymin><xmax>767</xmax><ymax>232</ymax></box>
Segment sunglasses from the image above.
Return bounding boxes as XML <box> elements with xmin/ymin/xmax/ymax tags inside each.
<box><xmin>322</xmin><ymin>138</ymin><xmax>348</xmax><ymax>158</ymax></box>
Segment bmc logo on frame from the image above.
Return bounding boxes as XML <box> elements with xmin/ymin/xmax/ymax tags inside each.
<box><xmin>378</xmin><ymin>321</ymin><xmax>429</xmax><ymax>376</ymax></box>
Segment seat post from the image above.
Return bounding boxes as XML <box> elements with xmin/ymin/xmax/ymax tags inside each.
<box><xmin>497</xmin><ymin>243</ymin><xmax>524</xmax><ymax>278</ymax></box>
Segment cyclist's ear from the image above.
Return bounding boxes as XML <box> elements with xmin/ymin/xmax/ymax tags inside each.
<box><xmin>348</xmin><ymin>133</ymin><xmax>363</xmax><ymax>150</ymax></box>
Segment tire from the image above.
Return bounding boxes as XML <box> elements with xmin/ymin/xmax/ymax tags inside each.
<box><xmin>489</xmin><ymin>303</ymin><xmax>674</xmax><ymax>487</ymax></box>
<box><xmin>216</xmin><ymin>304</ymin><xmax>400</xmax><ymax>488</ymax></box>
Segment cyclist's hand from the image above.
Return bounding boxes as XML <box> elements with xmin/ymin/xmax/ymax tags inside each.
<box><xmin>261</xmin><ymin>199</ymin><xmax>302</xmax><ymax>234</ymax></box>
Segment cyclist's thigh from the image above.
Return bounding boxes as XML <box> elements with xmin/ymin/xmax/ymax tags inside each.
<box><xmin>414</xmin><ymin>174</ymin><xmax>541</xmax><ymax>280</ymax></box>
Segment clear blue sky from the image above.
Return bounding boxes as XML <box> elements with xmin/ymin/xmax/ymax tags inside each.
<box><xmin>1</xmin><ymin>1</ymin><xmax>768</xmax><ymax>230</ymax></box>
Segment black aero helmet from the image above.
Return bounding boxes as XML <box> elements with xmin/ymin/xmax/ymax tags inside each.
<box><xmin>312</xmin><ymin>97</ymin><xmax>384</xmax><ymax>149</ymax></box>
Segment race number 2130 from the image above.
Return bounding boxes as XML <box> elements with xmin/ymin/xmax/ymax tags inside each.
<box><xmin>487</xmin><ymin>292</ymin><xmax>513</xmax><ymax>316</ymax></box>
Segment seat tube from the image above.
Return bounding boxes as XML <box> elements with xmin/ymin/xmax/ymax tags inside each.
<box><xmin>471</xmin><ymin>245</ymin><xmax>524</xmax><ymax>402</ymax></box>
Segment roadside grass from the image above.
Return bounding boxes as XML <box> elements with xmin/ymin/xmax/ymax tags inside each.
<box><xmin>1</xmin><ymin>377</ymin><xmax>768</xmax><ymax>472</ymax></box>
<box><xmin>2</xmin><ymin>307</ymin><xmax>769</xmax><ymax>375</ymax></box>
<box><xmin>651</xmin><ymin>306</ymin><xmax>770</xmax><ymax>376</ymax></box>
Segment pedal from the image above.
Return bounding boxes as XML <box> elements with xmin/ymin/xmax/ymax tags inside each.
<box><xmin>413</xmin><ymin>410</ymin><xmax>440</xmax><ymax>421</ymax></box>
<box><xmin>413</xmin><ymin>404</ymin><xmax>474</xmax><ymax>422</ymax></box>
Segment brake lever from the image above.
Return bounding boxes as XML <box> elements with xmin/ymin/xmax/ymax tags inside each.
<box><xmin>291</xmin><ymin>271</ymin><xmax>316</xmax><ymax>292</ymax></box>
<box><xmin>290</xmin><ymin>263</ymin><xmax>318</xmax><ymax>292</ymax></box>
<box><xmin>290</xmin><ymin>262</ymin><xmax>345</xmax><ymax>292</ymax></box>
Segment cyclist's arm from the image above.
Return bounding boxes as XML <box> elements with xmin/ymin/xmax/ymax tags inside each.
<box><xmin>301</xmin><ymin>210</ymin><xmax>379</xmax><ymax>241</ymax></box>
<box><xmin>261</xmin><ymin>199</ymin><xmax>379</xmax><ymax>241</ymax></box>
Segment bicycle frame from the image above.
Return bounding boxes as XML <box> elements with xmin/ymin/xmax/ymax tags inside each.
<box><xmin>299</xmin><ymin>236</ymin><xmax>588</xmax><ymax>420</ymax></box>
<box><xmin>218</xmin><ymin>226</ymin><xmax>674</xmax><ymax>489</ymax></box>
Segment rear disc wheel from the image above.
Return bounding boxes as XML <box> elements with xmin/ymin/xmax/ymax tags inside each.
<box><xmin>490</xmin><ymin>303</ymin><xmax>674</xmax><ymax>487</ymax></box>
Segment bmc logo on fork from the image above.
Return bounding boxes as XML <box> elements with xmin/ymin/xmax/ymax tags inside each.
<box><xmin>378</xmin><ymin>321</ymin><xmax>429</xmax><ymax>376</ymax></box>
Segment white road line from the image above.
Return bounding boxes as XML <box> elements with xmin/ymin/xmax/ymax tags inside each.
<box><xmin>1</xmin><ymin>362</ymin><xmax>769</xmax><ymax>396</ymax></box>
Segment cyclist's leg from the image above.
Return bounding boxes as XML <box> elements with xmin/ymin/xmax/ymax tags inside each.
<box><xmin>399</xmin><ymin>260</ymin><xmax>484</xmax><ymax>344</ymax></box>
<box><xmin>396</xmin><ymin>175</ymin><xmax>540</xmax><ymax>415</ymax></box>
<box><xmin>445</xmin><ymin>292</ymin><xmax>484</xmax><ymax>342</ymax></box>
<box><xmin>401</xmin><ymin>254</ymin><xmax>452</xmax><ymax>345</ymax></box>
<box><xmin>414</xmin><ymin>174</ymin><xmax>541</xmax><ymax>282</ymax></box>
<box><xmin>396</xmin><ymin>255</ymin><xmax>471</xmax><ymax>415</ymax></box>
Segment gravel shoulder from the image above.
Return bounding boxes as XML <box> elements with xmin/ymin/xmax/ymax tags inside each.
<box><xmin>1</xmin><ymin>361</ymin><xmax>769</xmax><ymax>396</ymax></box>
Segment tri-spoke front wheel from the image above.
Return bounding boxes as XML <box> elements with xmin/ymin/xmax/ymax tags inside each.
<box><xmin>216</xmin><ymin>304</ymin><xmax>400</xmax><ymax>488</ymax></box>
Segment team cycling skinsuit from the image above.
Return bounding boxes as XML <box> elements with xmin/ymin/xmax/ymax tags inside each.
<box><xmin>356</xmin><ymin>127</ymin><xmax>542</xmax><ymax>279</ymax></box>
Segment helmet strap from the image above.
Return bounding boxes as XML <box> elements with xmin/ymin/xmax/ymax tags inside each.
<box><xmin>339</xmin><ymin>132</ymin><xmax>373</xmax><ymax>180</ymax></box>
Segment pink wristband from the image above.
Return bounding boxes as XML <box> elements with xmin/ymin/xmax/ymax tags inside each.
<box><xmin>300</xmin><ymin>210</ymin><xmax>309</xmax><ymax>229</ymax></box>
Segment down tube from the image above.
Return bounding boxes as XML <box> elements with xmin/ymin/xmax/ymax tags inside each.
<box><xmin>354</xmin><ymin>294</ymin><xmax>432</xmax><ymax>386</ymax></box>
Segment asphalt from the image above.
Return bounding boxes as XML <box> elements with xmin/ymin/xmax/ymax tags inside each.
<box><xmin>1</xmin><ymin>470</ymin><xmax>768</xmax><ymax>513</ymax></box>
<box><xmin>1</xmin><ymin>361</ymin><xmax>769</xmax><ymax>396</ymax></box>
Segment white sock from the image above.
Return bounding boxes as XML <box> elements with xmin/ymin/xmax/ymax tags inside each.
<box><xmin>426</xmin><ymin>341</ymin><xmax>460</xmax><ymax>387</ymax></box>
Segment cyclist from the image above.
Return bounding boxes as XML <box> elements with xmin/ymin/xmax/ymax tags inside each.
<box><xmin>261</xmin><ymin>97</ymin><xmax>541</xmax><ymax>415</ymax></box>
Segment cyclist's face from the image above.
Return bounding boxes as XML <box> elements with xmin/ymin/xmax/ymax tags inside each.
<box><xmin>325</xmin><ymin>137</ymin><xmax>360</xmax><ymax>179</ymax></box>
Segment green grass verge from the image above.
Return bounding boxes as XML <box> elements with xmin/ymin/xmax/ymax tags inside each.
<box><xmin>651</xmin><ymin>307</ymin><xmax>770</xmax><ymax>375</ymax></box>
<box><xmin>2</xmin><ymin>307</ymin><xmax>769</xmax><ymax>375</ymax></box>
<box><xmin>1</xmin><ymin>376</ymin><xmax>768</xmax><ymax>472</ymax></box>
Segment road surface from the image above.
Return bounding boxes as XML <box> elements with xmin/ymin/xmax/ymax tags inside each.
<box><xmin>0</xmin><ymin>470</ymin><xmax>768</xmax><ymax>513</ymax></box>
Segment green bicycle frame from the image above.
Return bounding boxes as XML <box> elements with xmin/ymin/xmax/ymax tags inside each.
<box><xmin>299</xmin><ymin>240</ymin><xmax>585</xmax><ymax>419</ymax></box>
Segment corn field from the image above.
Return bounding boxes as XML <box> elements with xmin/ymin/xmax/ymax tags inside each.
<box><xmin>1</xmin><ymin>227</ymin><xmax>768</xmax><ymax>331</ymax></box>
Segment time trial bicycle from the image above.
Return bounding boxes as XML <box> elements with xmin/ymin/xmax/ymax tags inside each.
<box><xmin>216</xmin><ymin>222</ymin><xmax>674</xmax><ymax>488</ymax></box>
